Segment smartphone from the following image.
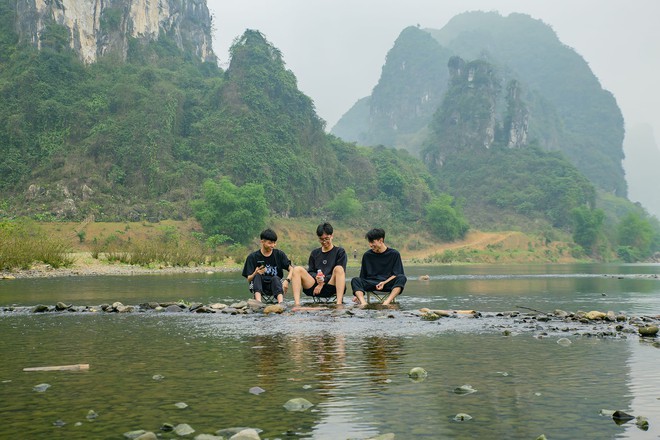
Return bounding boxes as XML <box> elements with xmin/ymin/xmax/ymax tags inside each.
<box><xmin>257</xmin><ymin>260</ymin><xmax>265</xmax><ymax>268</ymax></box>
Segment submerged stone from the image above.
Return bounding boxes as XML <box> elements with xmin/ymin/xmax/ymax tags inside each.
<box><xmin>174</xmin><ymin>402</ymin><xmax>188</xmax><ymax>409</ymax></box>
<box><xmin>557</xmin><ymin>338</ymin><xmax>572</xmax><ymax>346</ymax></box>
<box><xmin>249</xmin><ymin>386</ymin><xmax>266</xmax><ymax>395</ymax></box>
<box><xmin>283</xmin><ymin>397</ymin><xmax>314</xmax><ymax>411</ymax></box>
<box><xmin>86</xmin><ymin>409</ymin><xmax>98</xmax><ymax>420</ymax></box>
<box><xmin>33</xmin><ymin>383</ymin><xmax>51</xmax><ymax>392</ymax></box>
<box><xmin>453</xmin><ymin>384</ymin><xmax>477</xmax><ymax>395</ymax></box>
<box><xmin>636</xmin><ymin>416</ymin><xmax>649</xmax><ymax>431</ymax></box>
<box><xmin>123</xmin><ymin>430</ymin><xmax>147</xmax><ymax>439</ymax></box>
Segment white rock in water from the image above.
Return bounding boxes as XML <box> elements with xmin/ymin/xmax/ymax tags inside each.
<box><xmin>557</xmin><ymin>338</ymin><xmax>572</xmax><ymax>346</ymax></box>
<box><xmin>173</xmin><ymin>423</ymin><xmax>195</xmax><ymax>436</ymax></box>
<box><xmin>408</xmin><ymin>367</ymin><xmax>427</xmax><ymax>379</ymax></box>
<box><xmin>454</xmin><ymin>384</ymin><xmax>477</xmax><ymax>395</ymax></box>
<box><xmin>453</xmin><ymin>413</ymin><xmax>473</xmax><ymax>422</ymax></box>
<box><xmin>249</xmin><ymin>386</ymin><xmax>265</xmax><ymax>395</ymax></box>
<box><xmin>229</xmin><ymin>428</ymin><xmax>261</xmax><ymax>439</ymax></box>
<box><xmin>174</xmin><ymin>402</ymin><xmax>188</xmax><ymax>409</ymax></box>
<box><xmin>33</xmin><ymin>383</ymin><xmax>51</xmax><ymax>392</ymax></box>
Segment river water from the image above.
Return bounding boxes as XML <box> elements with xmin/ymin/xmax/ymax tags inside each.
<box><xmin>1</xmin><ymin>263</ymin><xmax>659</xmax><ymax>439</ymax></box>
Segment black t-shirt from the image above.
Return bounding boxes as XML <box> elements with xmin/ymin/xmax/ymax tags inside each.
<box><xmin>307</xmin><ymin>246</ymin><xmax>347</xmax><ymax>279</ymax></box>
<box><xmin>358</xmin><ymin>247</ymin><xmax>405</xmax><ymax>283</ymax></box>
<box><xmin>242</xmin><ymin>249</ymin><xmax>291</xmax><ymax>280</ymax></box>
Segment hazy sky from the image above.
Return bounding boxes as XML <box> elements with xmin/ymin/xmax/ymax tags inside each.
<box><xmin>207</xmin><ymin>0</ymin><xmax>660</xmax><ymax>138</ymax></box>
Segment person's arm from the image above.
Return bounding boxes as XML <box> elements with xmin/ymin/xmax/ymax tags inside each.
<box><xmin>246</xmin><ymin>264</ymin><xmax>265</xmax><ymax>282</ymax></box>
<box><xmin>282</xmin><ymin>263</ymin><xmax>294</xmax><ymax>292</ymax></box>
<box><xmin>375</xmin><ymin>275</ymin><xmax>396</xmax><ymax>290</ymax></box>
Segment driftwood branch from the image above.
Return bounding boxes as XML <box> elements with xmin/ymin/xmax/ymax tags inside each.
<box><xmin>515</xmin><ymin>305</ymin><xmax>549</xmax><ymax>314</ymax></box>
<box><xmin>23</xmin><ymin>364</ymin><xmax>90</xmax><ymax>372</ymax></box>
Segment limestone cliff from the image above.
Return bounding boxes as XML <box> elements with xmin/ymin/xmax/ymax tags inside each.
<box><xmin>15</xmin><ymin>0</ymin><xmax>214</xmax><ymax>63</ymax></box>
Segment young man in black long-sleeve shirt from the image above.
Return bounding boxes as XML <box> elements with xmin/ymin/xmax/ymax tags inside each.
<box><xmin>351</xmin><ymin>228</ymin><xmax>406</xmax><ymax>305</ymax></box>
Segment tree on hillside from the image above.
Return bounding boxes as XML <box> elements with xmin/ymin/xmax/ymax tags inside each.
<box><xmin>571</xmin><ymin>206</ymin><xmax>604</xmax><ymax>255</ymax></box>
<box><xmin>325</xmin><ymin>188</ymin><xmax>362</xmax><ymax>220</ymax></box>
<box><xmin>425</xmin><ymin>194</ymin><xmax>469</xmax><ymax>241</ymax></box>
<box><xmin>616</xmin><ymin>211</ymin><xmax>655</xmax><ymax>262</ymax></box>
<box><xmin>191</xmin><ymin>178</ymin><xmax>267</xmax><ymax>244</ymax></box>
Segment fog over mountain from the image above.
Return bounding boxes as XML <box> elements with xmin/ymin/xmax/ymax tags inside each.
<box><xmin>208</xmin><ymin>0</ymin><xmax>660</xmax><ymax>217</ymax></box>
<box><xmin>624</xmin><ymin>124</ymin><xmax>660</xmax><ymax>219</ymax></box>
<box><xmin>208</xmin><ymin>0</ymin><xmax>660</xmax><ymax>142</ymax></box>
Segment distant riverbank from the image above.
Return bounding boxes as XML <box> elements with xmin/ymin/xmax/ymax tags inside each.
<box><xmin>1</xmin><ymin>252</ymin><xmax>239</xmax><ymax>279</ymax></box>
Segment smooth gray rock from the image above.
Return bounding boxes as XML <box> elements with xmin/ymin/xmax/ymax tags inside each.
<box><xmin>229</xmin><ymin>428</ymin><xmax>261</xmax><ymax>439</ymax></box>
<box><xmin>174</xmin><ymin>423</ymin><xmax>195</xmax><ymax>436</ymax></box>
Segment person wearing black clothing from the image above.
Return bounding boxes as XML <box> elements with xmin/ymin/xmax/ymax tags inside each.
<box><xmin>351</xmin><ymin>228</ymin><xmax>406</xmax><ymax>305</ymax></box>
<box><xmin>242</xmin><ymin>228</ymin><xmax>293</xmax><ymax>303</ymax></box>
<box><xmin>290</xmin><ymin>222</ymin><xmax>347</xmax><ymax>306</ymax></box>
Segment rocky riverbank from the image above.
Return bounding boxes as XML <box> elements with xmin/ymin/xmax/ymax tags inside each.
<box><xmin>3</xmin><ymin>299</ymin><xmax>659</xmax><ymax>341</ymax></box>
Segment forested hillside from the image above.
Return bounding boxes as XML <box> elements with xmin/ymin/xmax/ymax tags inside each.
<box><xmin>0</xmin><ymin>7</ymin><xmax>433</xmax><ymax>230</ymax></box>
<box><xmin>1</xmin><ymin>1</ymin><xmax>658</xmax><ymax>261</ymax></box>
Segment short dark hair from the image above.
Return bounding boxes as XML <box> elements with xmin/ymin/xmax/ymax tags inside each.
<box><xmin>260</xmin><ymin>228</ymin><xmax>278</xmax><ymax>242</ymax></box>
<box><xmin>365</xmin><ymin>228</ymin><xmax>385</xmax><ymax>242</ymax></box>
<box><xmin>316</xmin><ymin>222</ymin><xmax>333</xmax><ymax>237</ymax></box>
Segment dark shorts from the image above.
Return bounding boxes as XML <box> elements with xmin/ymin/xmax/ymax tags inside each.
<box><xmin>303</xmin><ymin>283</ymin><xmax>337</xmax><ymax>298</ymax></box>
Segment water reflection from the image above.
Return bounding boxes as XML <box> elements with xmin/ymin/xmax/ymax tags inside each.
<box><xmin>1</xmin><ymin>264</ymin><xmax>660</xmax><ymax>439</ymax></box>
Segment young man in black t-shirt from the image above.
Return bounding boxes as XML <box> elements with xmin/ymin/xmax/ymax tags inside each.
<box><xmin>289</xmin><ymin>222</ymin><xmax>347</xmax><ymax>306</ymax></box>
<box><xmin>242</xmin><ymin>228</ymin><xmax>293</xmax><ymax>303</ymax></box>
<box><xmin>351</xmin><ymin>228</ymin><xmax>406</xmax><ymax>305</ymax></box>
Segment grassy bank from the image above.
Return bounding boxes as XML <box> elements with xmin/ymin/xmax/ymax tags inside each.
<box><xmin>6</xmin><ymin>217</ymin><xmax>581</xmax><ymax>272</ymax></box>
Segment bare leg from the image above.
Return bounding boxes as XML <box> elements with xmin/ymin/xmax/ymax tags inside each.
<box><xmin>329</xmin><ymin>265</ymin><xmax>346</xmax><ymax>304</ymax></box>
<box><xmin>382</xmin><ymin>287</ymin><xmax>401</xmax><ymax>305</ymax></box>
<box><xmin>290</xmin><ymin>266</ymin><xmax>315</xmax><ymax>306</ymax></box>
<box><xmin>353</xmin><ymin>291</ymin><xmax>367</xmax><ymax>305</ymax></box>
<box><xmin>276</xmin><ymin>293</ymin><xmax>284</xmax><ymax>304</ymax></box>
<box><xmin>254</xmin><ymin>292</ymin><xmax>262</xmax><ymax>302</ymax></box>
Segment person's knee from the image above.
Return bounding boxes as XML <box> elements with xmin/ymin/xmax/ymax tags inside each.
<box><xmin>332</xmin><ymin>265</ymin><xmax>345</xmax><ymax>276</ymax></box>
<box><xmin>292</xmin><ymin>266</ymin><xmax>307</xmax><ymax>277</ymax></box>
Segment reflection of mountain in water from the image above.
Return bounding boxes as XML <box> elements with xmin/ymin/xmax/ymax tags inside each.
<box><xmin>624</xmin><ymin>123</ymin><xmax>660</xmax><ymax>219</ymax></box>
